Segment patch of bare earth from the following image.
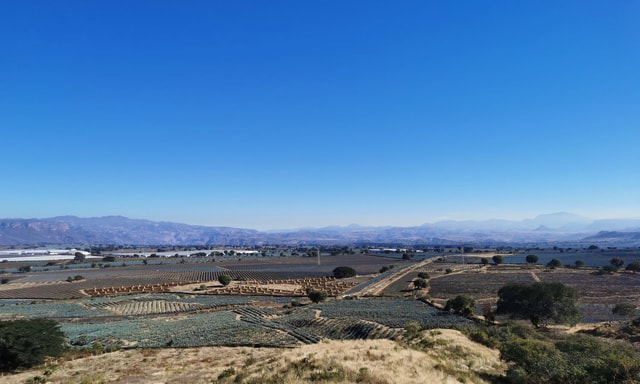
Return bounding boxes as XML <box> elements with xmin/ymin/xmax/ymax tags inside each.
<box><xmin>4</xmin><ymin>330</ymin><xmax>505</xmax><ymax>384</ymax></box>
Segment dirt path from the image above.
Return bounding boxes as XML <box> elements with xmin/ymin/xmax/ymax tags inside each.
<box><xmin>530</xmin><ymin>271</ymin><xmax>541</xmax><ymax>282</ymax></box>
<box><xmin>357</xmin><ymin>257</ymin><xmax>437</xmax><ymax>296</ymax></box>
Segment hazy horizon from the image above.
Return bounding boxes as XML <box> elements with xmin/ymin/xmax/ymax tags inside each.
<box><xmin>3</xmin><ymin>211</ymin><xmax>640</xmax><ymax>232</ymax></box>
<box><xmin>2</xmin><ymin>2</ymin><xmax>638</xmax><ymax>231</ymax></box>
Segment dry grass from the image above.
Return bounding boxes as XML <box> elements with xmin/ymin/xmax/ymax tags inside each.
<box><xmin>3</xmin><ymin>330</ymin><xmax>505</xmax><ymax>384</ymax></box>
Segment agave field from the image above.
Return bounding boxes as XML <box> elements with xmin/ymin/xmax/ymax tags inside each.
<box><xmin>0</xmin><ymin>291</ymin><xmax>472</xmax><ymax>349</ymax></box>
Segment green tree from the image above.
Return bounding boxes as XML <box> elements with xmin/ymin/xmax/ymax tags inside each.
<box><xmin>413</xmin><ymin>278</ymin><xmax>428</xmax><ymax>290</ymax></box>
<box><xmin>18</xmin><ymin>265</ymin><xmax>31</xmax><ymax>273</ymax></box>
<box><xmin>445</xmin><ymin>294</ymin><xmax>476</xmax><ymax>316</ymax></box>
<box><xmin>218</xmin><ymin>274</ymin><xmax>232</xmax><ymax>286</ymax></box>
<box><xmin>525</xmin><ymin>254</ymin><xmax>539</xmax><ymax>264</ymax></box>
<box><xmin>612</xmin><ymin>303</ymin><xmax>637</xmax><ymax>318</ymax></box>
<box><xmin>332</xmin><ymin>266</ymin><xmax>356</xmax><ymax>279</ymax></box>
<box><xmin>480</xmin><ymin>257</ymin><xmax>489</xmax><ymax>265</ymax></box>
<box><xmin>625</xmin><ymin>261</ymin><xmax>640</xmax><ymax>273</ymax></box>
<box><xmin>417</xmin><ymin>272</ymin><xmax>430</xmax><ymax>279</ymax></box>
<box><xmin>496</xmin><ymin>282</ymin><xmax>581</xmax><ymax>327</ymax></box>
<box><xmin>73</xmin><ymin>252</ymin><xmax>86</xmax><ymax>262</ymax></box>
<box><xmin>574</xmin><ymin>260</ymin><xmax>585</xmax><ymax>268</ymax></box>
<box><xmin>0</xmin><ymin>319</ymin><xmax>65</xmax><ymax>371</ymax></box>
<box><xmin>546</xmin><ymin>258</ymin><xmax>562</xmax><ymax>268</ymax></box>
<box><xmin>492</xmin><ymin>255</ymin><xmax>503</xmax><ymax>265</ymax></box>
<box><xmin>308</xmin><ymin>290</ymin><xmax>327</xmax><ymax>303</ymax></box>
<box><xmin>610</xmin><ymin>258</ymin><xmax>625</xmax><ymax>268</ymax></box>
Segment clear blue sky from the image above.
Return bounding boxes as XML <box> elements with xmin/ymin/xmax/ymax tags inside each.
<box><xmin>1</xmin><ymin>1</ymin><xmax>639</xmax><ymax>230</ymax></box>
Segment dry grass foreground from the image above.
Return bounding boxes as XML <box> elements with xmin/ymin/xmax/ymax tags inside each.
<box><xmin>4</xmin><ymin>329</ymin><xmax>505</xmax><ymax>384</ymax></box>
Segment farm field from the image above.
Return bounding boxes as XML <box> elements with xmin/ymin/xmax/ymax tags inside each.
<box><xmin>1</xmin><ymin>253</ymin><xmax>639</xmax><ymax>353</ymax></box>
<box><xmin>424</xmin><ymin>263</ymin><xmax>640</xmax><ymax>323</ymax></box>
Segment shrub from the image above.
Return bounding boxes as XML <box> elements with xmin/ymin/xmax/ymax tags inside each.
<box><xmin>492</xmin><ymin>255</ymin><xmax>503</xmax><ymax>265</ymax></box>
<box><xmin>574</xmin><ymin>260</ymin><xmax>585</xmax><ymax>268</ymax></box>
<box><xmin>308</xmin><ymin>290</ymin><xmax>328</xmax><ymax>303</ymax></box>
<box><xmin>626</xmin><ymin>261</ymin><xmax>640</xmax><ymax>273</ymax></box>
<box><xmin>218</xmin><ymin>274</ymin><xmax>232</xmax><ymax>286</ymax></box>
<box><xmin>546</xmin><ymin>258</ymin><xmax>562</xmax><ymax>268</ymax></box>
<box><xmin>0</xmin><ymin>319</ymin><xmax>65</xmax><ymax>371</ymax></box>
<box><xmin>611</xmin><ymin>258</ymin><xmax>625</xmax><ymax>268</ymax></box>
<box><xmin>445</xmin><ymin>294</ymin><xmax>476</xmax><ymax>316</ymax></box>
<box><xmin>480</xmin><ymin>258</ymin><xmax>489</xmax><ymax>265</ymax></box>
<box><xmin>332</xmin><ymin>266</ymin><xmax>356</xmax><ymax>279</ymax></box>
<box><xmin>413</xmin><ymin>278</ymin><xmax>428</xmax><ymax>289</ymax></box>
<box><xmin>417</xmin><ymin>272</ymin><xmax>430</xmax><ymax>279</ymax></box>
<box><xmin>612</xmin><ymin>303</ymin><xmax>637</xmax><ymax>318</ymax></box>
<box><xmin>525</xmin><ymin>254</ymin><xmax>539</xmax><ymax>264</ymax></box>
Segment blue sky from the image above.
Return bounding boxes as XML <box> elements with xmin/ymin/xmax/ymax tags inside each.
<box><xmin>1</xmin><ymin>1</ymin><xmax>639</xmax><ymax>230</ymax></box>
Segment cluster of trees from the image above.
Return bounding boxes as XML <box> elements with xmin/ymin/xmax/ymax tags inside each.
<box><xmin>0</xmin><ymin>319</ymin><xmax>66</xmax><ymax>372</ymax></box>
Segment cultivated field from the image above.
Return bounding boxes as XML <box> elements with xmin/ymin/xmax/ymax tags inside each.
<box><xmin>1</xmin><ymin>252</ymin><xmax>639</xmax><ymax>383</ymax></box>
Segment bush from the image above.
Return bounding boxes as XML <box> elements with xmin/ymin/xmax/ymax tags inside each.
<box><xmin>445</xmin><ymin>294</ymin><xmax>475</xmax><ymax>316</ymax></box>
<box><xmin>413</xmin><ymin>278</ymin><xmax>428</xmax><ymax>289</ymax></box>
<box><xmin>492</xmin><ymin>255</ymin><xmax>503</xmax><ymax>265</ymax></box>
<box><xmin>546</xmin><ymin>258</ymin><xmax>562</xmax><ymax>268</ymax></box>
<box><xmin>612</xmin><ymin>303</ymin><xmax>637</xmax><ymax>318</ymax></box>
<box><xmin>626</xmin><ymin>261</ymin><xmax>640</xmax><ymax>273</ymax></box>
<box><xmin>308</xmin><ymin>290</ymin><xmax>327</xmax><ymax>303</ymax></box>
<box><xmin>218</xmin><ymin>274</ymin><xmax>232</xmax><ymax>286</ymax></box>
<box><xmin>499</xmin><ymin>331</ymin><xmax>640</xmax><ymax>384</ymax></box>
<box><xmin>0</xmin><ymin>319</ymin><xmax>65</xmax><ymax>371</ymax></box>
<box><xmin>332</xmin><ymin>266</ymin><xmax>356</xmax><ymax>279</ymax></box>
<box><xmin>417</xmin><ymin>272</ymin><xmax>430</xmax><ymax>279</ymax></box>
<box><xmin>525</xmin><ymin>254</ymin><xmax>539</xmax><ymax>264</ymax></box>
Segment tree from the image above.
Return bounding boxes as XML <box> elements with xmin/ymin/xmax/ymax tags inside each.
<box><xmin>308</xmin><ymin>290</ymin><xmax>327</xmax><ymax>303</ymax></box>
<box><xmin>546</xmin><ymin>258</ymin><xmax>562</xmax><ymax>268</ymax></box>
<box><xmin>496</xmin><ymin>282</ymin><xmax>581</xmax><ymax>327</ymax></box>
<box><xmin>413</xmin><ymin>278</ymin><xmax>428</xmax><ymax>290</ymax></box>
<box><xmin>74</xmin><ymin>252</ymin><xmax>86</xmax><ymax>262</ymax></box>
<box><xmin>574</xmin><ymin>260</ymin><xmax>585</xmax><ymax>268</ymax></box>
<box><xmin>480</xmin><ymin>258</ymin><xmax>489</xmax><ymax>265</ymax></box>
<box><xmin>417</xmin><ymin>272</ymin><xmax>430</xmax><ymax>279</ymax></box>
<box><xmin>445</xmin><ymin>294</ymin><xmax>476</xmax><ymax>316</ymax></box>
<box><xmin>612</xmin><ymin>303</ymin><xmax>637</xmax><ymax>318</ymax></box>
<box><xmin>0</xmin><ymin>318</ymin><xmax>66</xmax><ymax>371</ymax></box>
<box><xmin>525</xmin><ymin>254</ymin><xmax>539</xmax><ymax>264</ymax></box>
<box><xmin>218</xmin><ymin>274</ymin><xmax>232</xmax><ymax>286</ymax></box>
<box><xmin>332</xmin><ymin>266</ymin><xmax>356</xmax><ymax>279</ymax></box>
<box><xmin>625</xmin><ymin>261</ymin><xmax>640</xmax><ymax>273</ymax></box>
<box><xmin>600</xmin><ymin>264</ymin><xmax>618</xmax><ymax>274</ymax></box>
<box><xmin>18</xmin><ymin>265</ymin><xmax>31</xmax><ymax>273</ymax></box>
<box><xmin>492</xmin><ymin>255</ymin><xmax>503</xmax><ymax>265</ymax></box>
<box><xmin>610</xmin><ymin>258</ymin><xmax>625</xmax><ymax>268</ymax></box>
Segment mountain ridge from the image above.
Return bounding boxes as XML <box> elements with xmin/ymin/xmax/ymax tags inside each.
<box><xmin>1</xmin><ymin>214</ymin><xmax>639</xmax><ymax>246</ymax></box>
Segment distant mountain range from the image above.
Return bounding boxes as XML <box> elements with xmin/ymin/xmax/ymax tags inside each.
<box><xmin>1</xmin><ymin>213</ymin><xmax>639</xmax><ymax>246</ymax></box>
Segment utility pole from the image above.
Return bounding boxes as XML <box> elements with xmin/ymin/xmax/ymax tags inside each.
<box><xmin>317</xmin><ymin>248</ymin><xmax>321</xmax><ymax>266</ymax></box>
